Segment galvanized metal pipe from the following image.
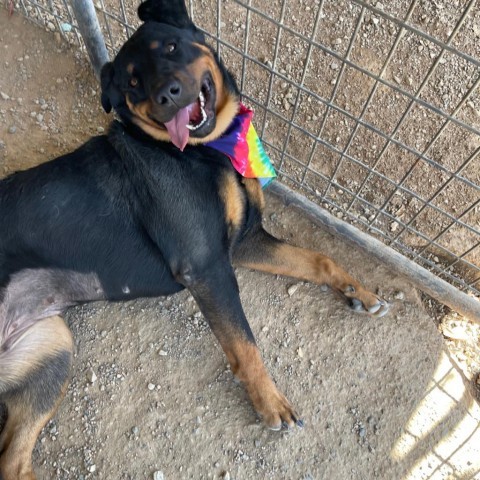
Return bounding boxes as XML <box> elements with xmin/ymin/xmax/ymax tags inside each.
<box><xmin>70</xmin><ymin>0</ymin><xmax>109</xmax><ymax>78</ymax></box>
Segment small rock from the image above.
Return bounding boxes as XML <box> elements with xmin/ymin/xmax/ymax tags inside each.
<box><xmin>153</xmin><ymin>471</ymin><xmax>165</xmax><ymax>480</ymax></box>
<box><xmin>297</xmin><ymin>347</ymin><xmax>304</xmax><ymax>358</ymax></box>
<box><xmin>131</xmin><ymin>426</ymin><xmax>139</xmax><ymax>436</ymax></box>
<box><xmin>222</xmin><ymin>472</ymin><xmax>231</xmax><ymax>480</ymax></box>
<box><xmin>61</xmin><ymin>22</ymin><xmax>72</xmax><ymax>32</ymax></box>
<box><xmin>441</xmin><ymin>321</ymin><xmax>470</xmax><ymax>341</ymax></box>
<box><xmin>0</xmin><ymin>92</ymin><xmax>9</xmax><ymax>100</ymax></box>
<box><xmin>87</xmin><ymin>369</ymin><xmax>97</xmax><ymax>384</ymax></box>
<box><xmin>158</xmin><ymin>350</ymin><xmax>168</xmax><ymax>356</ymax></box>
<box><xmin>47</xmin><ymin>21</ymin><xmax>55</xmax><ymax>31</ymax></box>
<box><xmin>8</xmin><ymin>126</ymin><xmax>16</xmax><ymax>134</ymax></box>
<box><xmin>148</xmin><ymin>383</ymin><xmax>156</xmax><ymax>390</ymax></box>
<box><xmin>88</xmin><ymin>465</ymin><xmax>96</xmax><ymax>473</ymax></box>
<box><xmin>393</xmin><ymin>291</ymin><xmax>405</xmax><ymax>300</ymax></box>
<box><xmin>390</xmin><ymin>221</ymin><xmax>399</xmax><ymax>232</ymax></box>
<box><xmin>287</xmin><ymin>283</ymin><xmax>300</xmax><ymax>296</ymax></box>
<box><xmin>97</xmin><ymin>126</ymin><xmax>105</xmax><ymax>133</ymax></box>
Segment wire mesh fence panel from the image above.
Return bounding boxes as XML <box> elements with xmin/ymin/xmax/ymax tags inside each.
<box><xmin>10</xmin><ymin>0</ymin><xmax>480</xmax><ymax>300</ymax></box>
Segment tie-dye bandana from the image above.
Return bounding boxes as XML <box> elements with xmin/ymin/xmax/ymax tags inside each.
<box><xmin>206</xmin><ymin>104</ymin><xmax>276</xmax><ymax>188</ymax></box>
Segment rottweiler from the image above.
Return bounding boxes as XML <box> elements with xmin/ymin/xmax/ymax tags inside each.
<box><xmin>0</xmin><ymin>0</ymin><xmax>388</xmax><ymax>478</ymax></box>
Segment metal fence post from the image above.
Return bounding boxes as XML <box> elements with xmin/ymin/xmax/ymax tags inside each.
<box><xmin>70</xmin><ymin>0</ymin><xmax>109</xmax><ymax>78</ymax></box>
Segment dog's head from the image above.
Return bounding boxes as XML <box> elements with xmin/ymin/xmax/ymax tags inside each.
<box><xmin>100</xmin><ymin>0</ymin><xmax>240</xmax><ymax>150</ymax></box>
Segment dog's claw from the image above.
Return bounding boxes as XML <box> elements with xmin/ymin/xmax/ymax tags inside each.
<box><xmin>368</xmin><ymin>302</ymin><xmax>382</xmax><ymax>314</ymax></box>
<box><xmin>349</xmin><ymin>296</ymin><xmax>390</xmax><ymax>317</ymax></box>
<box><xmin>372</xmin><ymin>301</ymin><xmax>390</xmax><ymax>317</ymax></box>
<box><xmin>268</xmin><ymin>423</ymin><xmax>282</xmax><ymax>432</ymax></box>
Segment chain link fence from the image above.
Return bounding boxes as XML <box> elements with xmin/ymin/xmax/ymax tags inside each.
<box><xmin>9</xmin><ymin>0</ymin><xmax>480</xmax><ymax>318</ymax></box>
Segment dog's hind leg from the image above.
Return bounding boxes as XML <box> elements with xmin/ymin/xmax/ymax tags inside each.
<box><xmin>0</xmin><ymin>315</ymin><xmax>73</xmax><ymax>480</ymax></box>
<box><xmin>233</xmin><ymin>227</ymin><xmax>389</xmax><ymax>317</ymax></box>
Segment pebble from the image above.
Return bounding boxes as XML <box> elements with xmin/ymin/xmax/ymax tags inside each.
<box><xmin>61</xmin><ymin>22</ymin><xmax>72</xmax><ymax>32</ymax></box>
<box><xmin>158</xmin><ymin>350</ymin><xmax>168</xmax><ymax>356</ymax></box>
<box><xmin>393</xmin><ymin>291</ymin><xmax>405</xmax><ymax>300</ymax></box>
<box><xmin>132</xmin><ymin>426</ymin><xmax>139</xmax><ymax>435</ymax></box>
<box><xmin>88</xmin><ymin>465</ymin><xmax>96</xmax><ymax>473</ymax></box>
<box><xmin>87</xmin><ymin>369</ymin><xmax>97</xmax><ymax>384</ymax></box>
<box><xmin>97</xmin><ymin>126</ymin><xmax>105</xmax><ymax>133</ymax></box>
<box><xmin>0</xmin><ymin>92</ymin><xmax>9</xmax><ymax>100</ymax></box>
<box><xmin>441</xmin><ymin>322</ymin><xmax>470</xmax><ymax>341</ymax></box>
<box><xmin>287</xmin><ymin>283</ymin><xmax>300</xmax><ymax>296</ymax></box>
<box><xmin>148</xmin><ymin>383</ymin><xmax>156</xmax><ymax>390</ymax></box>
<box><xmin>8</xmin><ymin>126</ymin><xmax>16</xmax><ymax>134</ymax></box>
<box><xmin>153</xmin><ymin>471</ymin><xmax>165</xmax><ymax>480</ymax></box>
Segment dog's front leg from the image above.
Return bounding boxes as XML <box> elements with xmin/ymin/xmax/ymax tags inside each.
<box><xmin>174</xmin><ymin>258</ymin><xmax>302</xmax><ymax>431</ymax></box>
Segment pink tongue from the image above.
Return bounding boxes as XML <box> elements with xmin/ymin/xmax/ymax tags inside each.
<box><xmin>164</xmin><ymin>107</ymin><xmax>190</xmax><ymax>151</ymax></box>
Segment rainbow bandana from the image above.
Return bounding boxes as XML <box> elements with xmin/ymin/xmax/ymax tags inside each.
<box><xmin>206</xmin><ymin>104</ymin><xmax>276</xmax><ymax>188</ymax></box>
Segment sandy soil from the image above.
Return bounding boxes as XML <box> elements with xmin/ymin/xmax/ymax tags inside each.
<box><xmin>1</xmin><ymin>8</ymin><xmax>480</xmax><ymax>480</ymax></box>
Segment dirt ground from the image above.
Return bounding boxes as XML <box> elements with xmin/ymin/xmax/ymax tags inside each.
<box><xmin>1</xmin><ymin>8</ymin><xmax>480</xmax><ymax>480</ymax></box>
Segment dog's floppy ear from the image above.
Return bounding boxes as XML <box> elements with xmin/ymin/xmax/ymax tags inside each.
<box><xmin>138</xmin><ymin>0</ymin><xmax>193</xmax><ymax>29</ymax></box>
<box><xmin>100</xmin><ymin>62</ymin><xmax>115</xmax><ymax>113</ymax></box>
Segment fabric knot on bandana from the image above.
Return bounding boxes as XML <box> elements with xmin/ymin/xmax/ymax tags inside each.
<box><xmin>206</xmin><ymin>104</ymin><xmax>276</xmax><ymax>188</ymax></box>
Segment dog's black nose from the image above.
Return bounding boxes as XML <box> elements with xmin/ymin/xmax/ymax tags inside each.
<box><xmin>155</xmin><ymin>80</ymin><xmax>182</xmax><ymax>105</ymax></box>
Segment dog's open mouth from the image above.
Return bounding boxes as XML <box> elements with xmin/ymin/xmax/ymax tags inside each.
<box><xmin>160</xmin><ymin>77</ymin><xmax>214</xmax><ymax>151</ymax></box>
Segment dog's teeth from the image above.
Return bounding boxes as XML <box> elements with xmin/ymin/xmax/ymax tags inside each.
<box><xmin>199</xmin><ymin>91</ymin><xmax>205</xmax><ymax>107</ymax></box>
<box><xmin>186</xmin><ymin>104</ymin><xmax>208</xmax><ymax>131</ymax></box>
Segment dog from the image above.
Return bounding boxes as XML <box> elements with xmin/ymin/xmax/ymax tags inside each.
<box><xmin>0</xmin><ymin>1</ymin><xmax>389</xmax><ymax>478</ymax></box>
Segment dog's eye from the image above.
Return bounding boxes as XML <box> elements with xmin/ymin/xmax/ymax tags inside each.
<box><xmin>166</xmin><ymin>42</ymin><xmax>176</xmax><ymax>53</ymax></box>
<box><xmin>130</xmin><ymin>77</ymin><xmax>138</xmax><ymax>88</ymax></box>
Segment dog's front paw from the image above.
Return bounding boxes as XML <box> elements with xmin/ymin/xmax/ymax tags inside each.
<box><xmin>248</xmin><ymin>378</ymin><xmax>303</xmax><ymax>431</ymax></box>
<box><xmin>342</xmin><ymin>285</ymin><xmax>390</xmax><ymax>317</ymax></box>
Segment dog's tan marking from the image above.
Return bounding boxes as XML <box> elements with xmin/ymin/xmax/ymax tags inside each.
<box><xmin>242</xmin><ymin>178</ymin><xmax>265</xmax><ymax>212</ymax></box>
<box><xmin>189</xmin><ymin>44</ymin><xmax>226</xmax><ymax>108</ymax></box>
<box><xmin>150</xmin><ymin>40</ymin><xmax>160</xmax><ymax>50</ymax></box>
<box><xmin>219</xmin><ymin>172</ymin><xmax>245</xmax><ymax>237</ymax></box>
<box><xmin>0</xmin><ymin>316</ymin><xmax>73</xmax><ymax>480</ymax></box>
<box><xmin>127</xmin><ymin>63</ymin><xmax>134</xmax><ymax>74</ymax></box>
<box><xmin>235</xmin><ymin>240</ymin><xmax>382</xmax><ymax>310</ymax></box>
<box><xmin>221</xmin><ymin>336</ymin><xmax>298</xmax><ymax>429</ymax></box>
<box><xmin>129</xmin><ymin>91</ymin><xmax>239</xmax><ymax>146</ymax></box>
<box><xmin>0</xmin><ymin>315</ymin><xmax>73</xmax><ymax>384</ymax></box>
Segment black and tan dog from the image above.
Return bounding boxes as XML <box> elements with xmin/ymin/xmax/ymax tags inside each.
<box><xmin>0</xmin><ymin>1</ymin><xmax>388</xmax><ymax>478</ymax></box>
